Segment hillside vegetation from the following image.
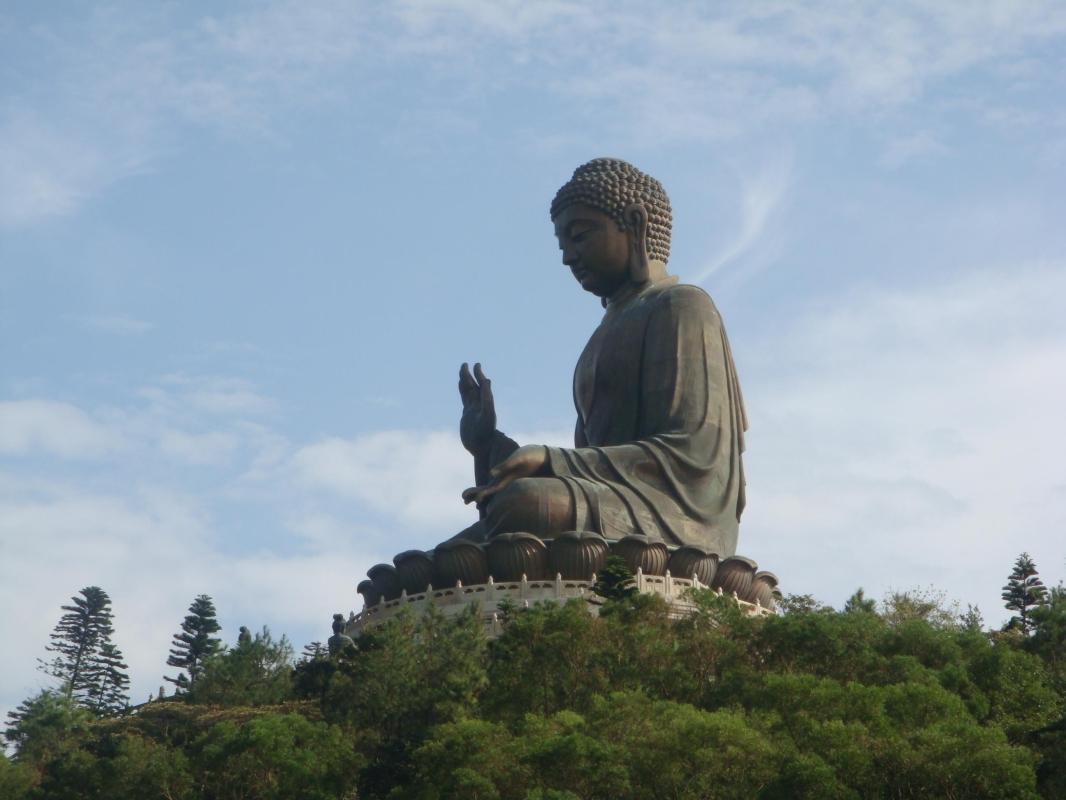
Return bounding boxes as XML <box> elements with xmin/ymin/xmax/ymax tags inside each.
<box><xmin>4</xmin><ymin>583</ymin><xmax>1066</xmax><ymax>799</ymax></box>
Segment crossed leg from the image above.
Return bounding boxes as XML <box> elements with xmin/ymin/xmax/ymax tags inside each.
<box><xmin>451</xmin><ymin>477</ymin><xmax>585</xmax><ymax>542</ymax></box>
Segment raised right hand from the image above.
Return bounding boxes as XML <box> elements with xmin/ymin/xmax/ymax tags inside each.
<box><xmin>459</xmin><ymin>362</ymin><xmax>497</xmax><ymax>456</ymax></box>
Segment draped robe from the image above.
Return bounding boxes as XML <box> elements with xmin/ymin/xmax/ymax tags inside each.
<box><xmin>477</xmin><ymin>270</ymin><xmax>748</xmax><ymax>557</ymax></box>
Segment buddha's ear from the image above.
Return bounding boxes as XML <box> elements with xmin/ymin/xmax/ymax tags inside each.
<box><xmin>623</xmin><ymin>203</ymin><xmax>650</xmax><ymax>283</ymax></box>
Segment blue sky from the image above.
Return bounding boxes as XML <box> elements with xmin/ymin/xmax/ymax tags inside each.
<box><xmin>2</xmin><ymin>1</ymin><xmax>1065</xmax><ymax>717</ymax></box>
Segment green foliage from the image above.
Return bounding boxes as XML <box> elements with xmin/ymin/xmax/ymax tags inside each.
<box><xmin>38</xmin><ymin>587</ymin><xmax>129</xmax><ymax>714</ymax></box>
<box><xmin>4</xmin><ymin>690</ymin><xmax>93</xmax><ymax>768</ymax></box>
<box><xmin>31</xmin><ymin>733</ymin><xmax>193</xmax><ymax>800</ymax></box>
<box><xmin>881</xmin><ymin>586</ymin><xmax>964</xmax><ymax>630</ymax></box>
<box><xmin>842</xmin><ymin>587</ymin><xmax>877</xmax><ymax>614</ymax></box>
<box><xmin>590</xmin><ymin>555</ymin><xmax>636</xmax><ymax>601</ymax></box>
<box><xmin>1028</xmin><ymin>585</ymin><xmax>1066</xmax><ymax>689</ymax></box>
<box><xmin>0</xmin><ymin>753</ymin><xmax>32</xmax><ymax>800</ymax></box>
<box><xmin>1003</xmin><ymin>552</ymin><xmax>1048</xmax><ymax>635</ymax></box>
<box><xmin>166</xmin><ymin>594</ymin><xmax>223</xmax><ymax>690</ymax></box>
<box><xmin>777</xmin><ymin>592</ymin><xmax>832</xmax><ymax>614</ymax></box>
<box><xmin>86</xmin><ymin>643</ymin><xmax>130</xmax><ymax>716</ymax></box>
<box><xmin>484</xmin><ymin>600</ymin><xmax>607</xmax><ymax>720</ymax></box>
<box><xmin>8</xmin><ymin>580</ymin><xmax>1066</xmax><ymax>798</ymax></box>
<box><xmin>324</xmin><ymin>605</ymin><xmax>488</xmax><ymax>798</ymax></box>
<box><xmin>292</xmin><ymin>646</ymin><xmax>339</xmax><ymax>703</ymax></box>
<box><xmin>188</xmin><ymin>626</ymin><xmax>294</xmax><ymax>706</ymax></box>
<box><xmin>194</xmin><ymin>713</ymin><xmax>362</xmax><ymax>800</ymax></box>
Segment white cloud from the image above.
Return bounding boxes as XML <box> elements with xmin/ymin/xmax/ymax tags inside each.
<box><xmin>4</xmin><ymin>0</ymin><xmax>1063</xmax><ymax>226</ymax></box>
<box><xmin>692</xmin><ymin>153</ymin><xmax>792</xmax><ymax>283</ymax></box>
<box><xmin>155</xmin><ymin>374</ymin><xmax>275</xmax><ymax>416</ymax></box>
<box><xmin>158</xmin><ymin>429</ymin><xmax>239</xmax><ymax>465</ymax></box>
<box><xmin>0</xmin><ymin>400</ymin><xmax>122</xmax><ymax>458</ymax></box>
<box><xmin>0</xmin><ymin>113</ymin><xmax>112</xmax><ymax>228</ymax></box>
<box><xmin>294</xmin><ymin>430</ymin><xmax>473</xmax><ymax>530</ymax></box>
<box><xmin>741</xmin><ymin>263</ymin><xmax>1066</xmax><ymax>620</ymax></box>
<box><xmin>0</xmin><ymin>475</ymin><xmax>375</xmax><ymax>722</ymax></box>
<box><xmin>879</xmin><ymin>131</ymin><xmax>949</xmax><ymax>169</ymax></box>
<box><xmin>75</xmin><ymin>314</ymin><xmax>155</xmax><ymax>335</ymax></box>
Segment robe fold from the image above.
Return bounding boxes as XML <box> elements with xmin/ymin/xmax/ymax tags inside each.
<box><xmin>544</xmin><ymin>274</ymin><xmax>747</xmax><ymax>555</ymax></box>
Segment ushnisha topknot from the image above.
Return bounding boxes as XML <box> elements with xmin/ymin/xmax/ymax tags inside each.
<box><xmin>550</xmin><ymin>157</ymin><xmax>672</xmax><ymax>264</ymax></box>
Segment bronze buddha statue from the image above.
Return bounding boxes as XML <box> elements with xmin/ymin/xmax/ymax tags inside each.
<box><xmin>455</xmin><ymin>158</ymin><xmax>747</xmax><ymax>557</ymax></box>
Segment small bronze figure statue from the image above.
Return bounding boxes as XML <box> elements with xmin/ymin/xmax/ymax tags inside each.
<box><xmin>457</xmin><ymin>158</ymin><xmax>747</xmax><ymax>557</ymax></box>
<box><xmin>327</xmin><ymin>613</ymin><xmax>355</xmax><ymax>657</ymax></box>
<box><xmin>237</xmin><ymin>625</ymin><xmax>251</xmax><ymax>646</ymax></box>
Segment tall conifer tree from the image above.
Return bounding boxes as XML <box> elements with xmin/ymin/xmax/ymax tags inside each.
<box><xmin>166</xmin><ymin>594</ymin><xmax>222</xmax><ymax>690</ymax></box>
<box><xmin>1002</xmin><ymin>552</ymin><xmax>1048</xmax><ymax>635</ymax></box>
<box><xmin>39</xmin><ymin>586</ymin><xmax>121</xmax><ymax>709</ymax></box>
<box><xmin>90</xmin><ymin>642</ymin><xmax>130</xmax><ymax>715</ymax></box>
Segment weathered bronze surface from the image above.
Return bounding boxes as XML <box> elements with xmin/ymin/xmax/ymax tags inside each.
<box><xmin>455</xmin><ymin>158</ymin><xmax>747</xmax><ymax>556</ymax></box>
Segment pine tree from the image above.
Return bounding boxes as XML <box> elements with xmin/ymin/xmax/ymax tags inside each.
<box><xmin>592</xmin><ymin>555</ymin><xmax>637</xmax><ymax>601</ymax></box>
<box><xmin>1002</xmin><ymin>552</ymin><xmax>1048</xmax><ymax>635</ymax></box>
<box><xmin>166</xmin><ymin>594</ymin><xmax>222</xmax><ymax>690</ymax></box>
<box><xmin>38</xmin><ymin>586</ymin><xmax>116</xmax><ymax>707</ymax></box>
<box><xmin>843</xmin><ymin>588</ymin><xmax>877</xmax><ymax>614</ymax></box>
<box><xmin>301</xmin><ymin>641</ymin><xmax>328</xmax><ymax>661</ymax></box>
<box><xmin>92</xmin><ymin>642</ymin><xmax>130</xmax><ymax>715</ymax></box>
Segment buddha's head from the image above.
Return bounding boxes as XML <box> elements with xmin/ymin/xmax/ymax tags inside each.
<box><xmin>551</xmin><ymin>158</ymin><xmax>672</xmax><ymax>297</ymax></box>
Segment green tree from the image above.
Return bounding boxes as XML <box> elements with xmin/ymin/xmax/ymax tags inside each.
<box><xmin>325</xmin><ymin>606</ymin><xmax>487</xmax><ymax>798</ymax></box>
<box><xmin>842</xmin><ymin>587</ymin><xmax>876</xmax><ymax>614</ymax></box>
<box><xmin>484</xmin><ymin>600</ymin><xmax>609</xmax><ymax>721</ymax></box>
<box><xmin>85</xmin><ymin>642</ymin><xmax>129</xmax><ymax>716</ymax></box>
<box><xmin>292</xmin><ymin>642</ymin><xmax>336</xmax><ymax>703</ymax></box>
<box><xmin>38</xmin><ymin>587</ymin><xmax>122</xmax><ymax>711</ymax></box>
<box><xmin>1029</xmin><ymin>585</ymin><xmax>1066</xmax><ymax>690</ymax></box>
<box><xmin>591</xmin><ymin>555</ymin><xmax>636</xmax><ymax>602</ymax></box>
<box><xmin>193</xmin><ymin>714</ymin><xmax>362</xmax><ymax>800</ymax></box>
<box><xmin>30</xmin><ymin>733</ymin><xmax>193</xmax><ymax>800</ymax></box>
<box><xmin>166</xmin><ymin>594</ymin><xmax>223</xmax><ymax>690</ymax></box>
<box><xmin>187</xmin><ymin>626</ymin><xmax>294</xmax><ymax>706</ymax></box>
<box><xmin>3</xmin><ymin>690</ymin><xmax>92</xmax><ymax>769</ymax></box>
<box><xmin>1003</xmin><ymin>553</ymin><xmax>1048</xmax><ymax>635</ymax></box>
<box><xmin>0</xmin><ymin>752</ymin><xmax>32</xmax><ymax>800</ymax></box>
<box><xmin>881</xmin><ymin>586</ymin><xmax>962</xmax><ymax>630</ymax></box>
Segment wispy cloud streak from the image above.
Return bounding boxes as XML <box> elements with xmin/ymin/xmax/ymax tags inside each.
<box><xmin>693</xmin><ymin>154</ymin><xmax>792</xmax><ymax>283</ymax></box>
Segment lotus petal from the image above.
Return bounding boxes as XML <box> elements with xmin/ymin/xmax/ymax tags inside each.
<box><xmin>550</xmin><ymin>531</ymin><xmax>608</xmax><ymax>580</ymax></box>
<box><xmin>668</xmin><ymin>546</ymin><xmax>719</xmax><ymax>585</ymax></box>
<box><xmin>367</xmin><ymin>563</ymin><xmax>403</xmax><ymax>602</ymax></box>
<box><xmin>748</xmin><ymin>571</ymin><xmax>779</xmax><ymax>608</ymax></box>
<box><xmin>712</xmin><ymin>555</ymin><xmax>758</xmax><ymax>597</ymax></box>
<box><xmin>612</xmin><ymin>535</ymin><xmax>669</xmax><ymax>576</ymax></box>
<box><xmin>357</xmin><ymin>578</ymin><xmax>381</xmax><ymax>608</ymax></box>
<box><xmin>394</xmin><ymin>549</ymin><xmax>434</xmax><ymax>595</ymax></box>
<box><xmin>432</xmin><ymin>538</ymin><xmax>489</xmax><ymax>587</ymax></box>
<box><xmin>487</xmin><ymin>532</ymin><xmax>549</xmax><ymax>580</ymax></box>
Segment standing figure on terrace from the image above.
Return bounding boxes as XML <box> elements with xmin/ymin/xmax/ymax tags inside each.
<box><xmin>457</xmin><ymin>158</ymin><xmax>748</xmax><ymax>557</ymax></box>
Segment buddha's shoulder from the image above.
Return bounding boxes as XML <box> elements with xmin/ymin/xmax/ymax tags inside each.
<box><xmin>650</xmin><ymin>282</ymin><xmax>721</xmax><ymax>319</ymax></box>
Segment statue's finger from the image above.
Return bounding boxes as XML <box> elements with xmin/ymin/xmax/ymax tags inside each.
<box><xmin>459</xmin><ymin>362</ymin><xmax>476</xmax><ymax>401</ymax></box>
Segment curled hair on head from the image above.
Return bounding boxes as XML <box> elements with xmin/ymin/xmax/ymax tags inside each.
<box><xmin>550</xmin><ymin>158</ymin><xmax>673</xmax><ymax>264</ymax></box>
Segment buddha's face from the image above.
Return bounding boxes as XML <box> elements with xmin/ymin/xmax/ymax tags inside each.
<box><xmin>553</xmin><ymin>204</ymin><xmax>633</xmax><ymax>298</ymax></box>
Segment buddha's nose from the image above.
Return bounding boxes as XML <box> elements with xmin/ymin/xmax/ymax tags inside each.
<box><xmin>561</xmin><ymin>246</ymin><xmax>579</xmax><ymax>267</ymax></box>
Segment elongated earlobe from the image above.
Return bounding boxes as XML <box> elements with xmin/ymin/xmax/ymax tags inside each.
<box><xmin>623</xmin><ymin>203</ymin><xmax>650</xmax><ymax>284</ymax></box>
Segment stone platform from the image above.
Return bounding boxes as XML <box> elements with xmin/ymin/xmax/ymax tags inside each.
<box><xmin>347</xmin><ymin>531</ymin><xmax>779</xmax><ymax>638</ymax></box>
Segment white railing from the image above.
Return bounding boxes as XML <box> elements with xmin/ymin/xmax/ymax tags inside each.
<box><xmin>347</xmin><ymin>568</ymin><xmax>772</xmax><ymax>638</ymax></box>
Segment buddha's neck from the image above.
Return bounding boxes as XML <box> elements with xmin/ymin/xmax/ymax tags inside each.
<box><xmin>604</xmin><ymin>260</ymin><xmax>671</xmax><ymax>308</ymax></box>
